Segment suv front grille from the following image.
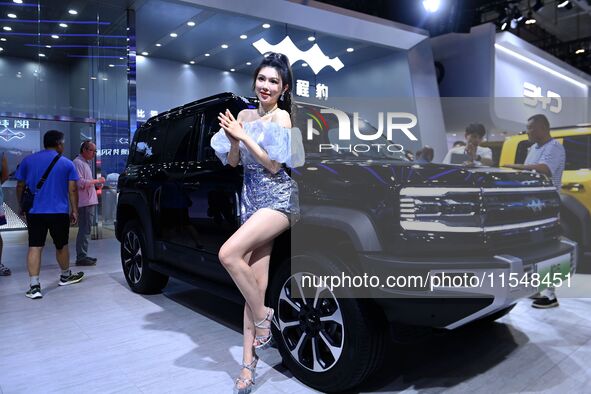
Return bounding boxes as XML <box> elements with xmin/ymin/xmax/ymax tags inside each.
<box><xmin>482</xmin><ymin>188</ymin><xmax>560</xmax><ymax>227</ymax></box>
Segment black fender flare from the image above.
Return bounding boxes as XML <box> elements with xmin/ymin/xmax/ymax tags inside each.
<box><xmin>116</xmin><ymin>192</ymin><xmax>156</xmax><ymax>260</ymax></box>
<box><xmin>560</xmin><ymin>193</ymin><xmax>591</xmax><ymax>249</ymax></box>
<box><xmin>295</xmin><ymin>205</ymin><xmax>382</xmax><ymax>252</ymax></box>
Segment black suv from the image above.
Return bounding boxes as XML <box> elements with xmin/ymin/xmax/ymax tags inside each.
<box><xmin>116</xmin><ymin>93</ymin><xmax>576</xmax><ymax>392</ymax></box>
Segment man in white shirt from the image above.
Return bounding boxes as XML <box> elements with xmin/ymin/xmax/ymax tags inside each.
<box><xmin>443</xmin><ymin>123</ymin><xmax>493</xmax><ymax>166</ymax></box>
<box><xmin>504</xmin><ymin>114</ymin><xmax>565</xmax><ymax>309</ymax></box>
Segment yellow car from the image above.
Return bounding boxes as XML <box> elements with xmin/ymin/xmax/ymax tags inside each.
<box><xmin>500</xmin><ymin>127</ymin><xmax>591</xmax><ymax>271</ymax></box>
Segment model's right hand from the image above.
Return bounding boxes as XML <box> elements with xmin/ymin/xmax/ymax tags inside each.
<box><xmin>70</xmin><ymin>211</ymin><xmax>78</xmax><ymax>225</ymax></box>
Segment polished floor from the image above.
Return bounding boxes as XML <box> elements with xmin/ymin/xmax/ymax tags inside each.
<box><xmin>1</xmin><ymin>230</ymin><xmax>590</xmax><ymax>394</ymax></box>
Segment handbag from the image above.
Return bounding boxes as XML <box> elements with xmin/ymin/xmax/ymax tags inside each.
<box><xmin>20</xmin><ymin>153</ymin><xmax>62</xmax><ymax>214</ymax></box>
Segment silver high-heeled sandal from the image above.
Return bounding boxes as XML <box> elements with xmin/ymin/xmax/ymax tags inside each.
<box><xmin>253</xmin><ymin>307</ymin><xmax>274</xmax><ymax>350</ymax></box>
<box><xmin>234</xmin><ymin>355</ymin><xmax>259</xmax><ymax>394</ymax></box>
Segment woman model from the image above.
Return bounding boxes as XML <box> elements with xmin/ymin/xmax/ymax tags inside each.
<box><xmin>211</xmin><ymin>52</ymin><xmax>304</xmax><ymax>393</ymax></box>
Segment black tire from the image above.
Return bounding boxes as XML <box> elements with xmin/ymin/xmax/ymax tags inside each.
<box><xmin>120</xmin><ymin>220</ymin><xmax>169</xmax><ymax>294</ymax></box>
<box><xmin>475</xmin><ymin>304</ymin><xmax>515</xmax><ymax>325</ymax></box>
<box><xmin>268</xmin><ymin>253</ymin><xmax>386</xmax><ymax>393</ymax></box>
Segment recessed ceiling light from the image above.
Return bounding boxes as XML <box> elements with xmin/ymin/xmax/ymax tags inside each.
<box><xmin>0</xmin><ymin>38</ymin><xmax>6</xmax><ymax>42</ymax></box>
<box><xmin>59</xmin><ymin>23</ymin><xmax>68</xmax><ymax>28</ymax></box>
<box><xmin>204</xmin><ymin>53</ymin><xmax>210</xmax><ymax>57</ymax></box>
<box><xmin>68</xmin><ymin>9</ymin><xmax>78</xmax><ymax>15</ymax></box>
<box><xmin>155</xmin><ymin>43</ymin><xmax>161</xmax><ymax>47</ymax></box>
<box><xmin>221</xmin><ymin>44</ymin><xmax>228</xmax><ymax>49</ymax></box>
<box><xmin>141</xmin><ymin>51</ymin><xmax>148</xmax><ymax>56</ymax></box>
<box><xmin>187</xmin><ymin>21</ymin><xmax>196</xmax><ymax>27</ymax></box>
<box><xmin>38</xmin><ymin>53</ymin><xmax>45</xmax><ymax>57</ymax></box>
<box><xmin>308</xmin><ymin>36</ymin><xmax>315</xmax><ymax>42</ymax></box>
<box><xmin>119</xmin><ymin>57</ymin><xmax>124</xmax><ymax>60</ymax></box>
<box><xmin>90</xmin><ymin>76</ymin><xmax>97</xmax><ymax>80</ymax></box>
<box><xmin>80</xmin><ymin>87</ymin><xmax>85</xmax><ymax>90</ymax></box>
<box><xmin>108</xmin><ymin>64</ymin><xmax>114</xmax><ymax>67</ymax></box>
<box><xmin>0</xmin><ymin>47</ymin><xmax>3</xmax><ymax>52</ymax></box>
<box><xmin>240</xmin><ymin>34</ymin><xmax>247</xmax><ymax>39</ymax></box>
<box><xmin>346</xmin><ymin>47</ymin><xmax>354</xmax><ymax>52</ymax></box>
<box><xmin>7</xmin><ymin>14</ymin><xmax>17</xmax><ymax>19</ymax></box>
<box><xmin>13</xmin><ymin>0</ymin><xmax>23</xmax><ymax>3</ymax></box>
<box><xmin>190</xmin><ymin>60</ymin><xmax>195</xmax><ymax>64</ymax></box>
<box><xmin>3</xmin><ymin>27</ymin><xmax>12</xmax><ymax>31</ymax></box>
<box><xmin>246</xmin><ymin>61</ymin><xmax>251</xmax><ymax>65</ymax></box>
<box><xmin>45</xmin><ymin>45</ymin><xmax>51</xmax><ymax>48</ymax></box>
<box><xmin>262</xmin><ymin>23</ymin><xmax>271</xmax><ymax>28</ymax></box>
<box><xmin>170</xmin><ymin>32</ymin><xmax>178</xmax><ymax>38</ymax></box>
<box><xmin>302</xmin><ymin>62</ymin><xmax>308</xmax><ymax>67</ymax></box>
<box><xmin>51</xmin><ymin>35</ymin><xmax>59</xmax><ymax>39</ymax></box>
<box><xmin>575</xmin><ymin>48</ymin><xmax>585</xmax><ymax>54</ymax></box>
<box><xmin>230</xmin><ymin>68</ymin><xmax>235</xmax><ymax>72</ymax></box>
<box><xmin>102</xmin><ymin>78</ymin><xmax>108</xmax><ymax>81</ymax></box>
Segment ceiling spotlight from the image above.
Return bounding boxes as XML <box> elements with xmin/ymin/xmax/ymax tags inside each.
<box><xmin>532</xmin><ymin>0</ymin><xmax>544</xmax><ymax>12</ymax></box>
<box><xmin>221</xmin><ymin>44</ymin><xmax>228</xmax><ymax>49</ymax></box>
<box><xmin>51</xmin><ymin>35</ymin><xmax>59</xmax><ymax>39</ymax></box>
<box><xmin>3</xmin><ymin>27</ymin><xmax>12</xmax><ymax>31</ymax></box>
<box><xmin>575</xmin><ymin>48</ymin><xmax>585</xmax><ymax>54</ymax></box>
<box><xmin>501</xmin><ymin>20</ymin><xmax>508</xmax><ymax>30</ymax></box>
<box><xmin>246</xmin><ymin>61</ymin><xmax>251</xmax><ymax>65</ymax></box>
<box><xmin>0</xmin><ymin>38</ymin><xmax>6</xmax><ymax>42</ymax></box>
<box><xmin>190</xmin><ymin>60</ymin><xmax>195</xmax><ymax>64</ymax></box>
<box><xmin>7</xmin><ymin>13</ymin><xmax>17</xmax><ymax>19</ymax></box>
<box><xmin>308</xmin><ymin>36</ymin><xmax>315</xmax><ymax>42</ymax></box>
<box><xmin>170</xmin><ymin>32</ymin><xmax>178</xmax><ymax>38</ymax></box>
<box><xmin>557</xmin><ymin>0</ymin><xmax>569</xmax><ymax>8</ymax></box>
<box><xmin>422</xmin><ymin>0</ymin><xmax>441</xmax><ymax>13</ymax></box>
<box><xmin>204</xmin><ymin>53</ymin><xmax>210</xmax><ymax>57</ymax></box>
<box><xmin>510</xmin><ymin>18</ymin><xmax>518</xmax><ymax>29</ymax></box>
<box><xmin>141</xmin><ymin>51</ymin><xmax>149</xmax><ymax>56</ymax></box>
<box><xmin>45</xmin><ymin>45</ymin><xmax>51</xmax><ymax>48</ymax></box>
<box><xmin>59</xmin><ymin>23</ymin><xmax>68</xmax><ymax>28</ymax></box>
<box><xmin>302</xmin><ymin>62</ymin><xmax>308</xmax><ymax>67</ymax></box>
<box><xmin>155</xmin><ymin>43</ymin><xmax>162</xmax><ymax>47</ymax></box>
<box><xmin>90</xmin><ymin>76</ymin><xmax>97</xmax><ymax>80</ymax></box>
<box><xmin>38</xmin><ymin>53</ymin><xmax>45</xmax><ymax>57</ymax></box>
<box><xmin>108</xmin><ymin>64</ymin><xmax>114</xmax><ymax>67</ymax></box>
<box><xmin>68</xmin><ymin>9</ymin><xmax>78</xmax><ymax>15</ymax></box>
<box><xmin>525</xmin><ymin>18</ymin><xmax>536</xmax><ymax>24</ymax></box>
<box><xmin>346</xmin><ymin>47</ymin><xmax>354</xmax><ymax>52</ymax></box>
<box><xmin>119</xmin><ymin>57</ymin><xmax>124</xmax><ymax>60</ymax></box>
<box><xmin>13</xmin><ymin>0</ymin><xmax>23</xmax><ymax>3</ymax></box>
<box><xmin>240</xmin><ymin>34</ymin><xmax>247</xmax><ymax>39</ymax></box>
<box><xmin>102</xmin><ymin>78</ymin><xmax>108</xmax><ymax>81</ymax></box>
<box><xmin>262</xmin><ymin>23</ymin><xmax>271</xmax><ymax>28</ymax></box>
<box><xmin>0</xmin><ymin>47</ymin><xmax>3</xmax><ymax>52</ymax></box>
<box><xmin>230</xmin><ymin>68</ymin><xmax>235</xmax><ymax>72</ymax></box>
<box><xmin>187</xmin><ymin>21</ymin><xmax>196</xmax><ymax>27</ymax></box>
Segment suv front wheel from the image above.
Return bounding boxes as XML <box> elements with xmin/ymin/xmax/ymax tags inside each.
<box><xmin>121</xmin><ymin>220</ymin><xmax>169</xmax><ymax>294</ymax></box>
<box><xmin>269</xmin><ymin>253</ymin><xmax>386</xmax><ymax>393</ymax></box>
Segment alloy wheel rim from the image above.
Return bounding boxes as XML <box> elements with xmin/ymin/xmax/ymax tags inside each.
<box><xmin>122</xmin><ymin>230</ymin><xmax>143</xmax><ymax>284</ymax></box>
<box><xmin>277</xmin><ymin>272</ymin><xmax>345</xmax><ymax>372</ymax></box>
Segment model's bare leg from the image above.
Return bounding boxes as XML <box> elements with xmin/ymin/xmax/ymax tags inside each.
<box><xmin>238</xmin><ymin>242</ymin><xmax>273</xmax><ymax>389</ymax></box>
<box><xmin>219</xmin><ymin>209</ymin><xmax>287</xmax><ymax>341</ymax></box>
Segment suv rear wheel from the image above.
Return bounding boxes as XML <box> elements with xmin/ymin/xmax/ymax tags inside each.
<box><xmin>121</xmin><ymin>220</ymin><xmax>169</xmax><ymax>294</ymax></box>
<box><xmin>269</xmin><ymin>253</ymin><xmax>386</xmax><ymax>393</ymax></box>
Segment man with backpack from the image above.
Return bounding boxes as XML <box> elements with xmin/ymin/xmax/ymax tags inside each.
<box><xmin>16</xmin><ymin>130</ymin><xmax>84</xmax><ymax>299</ymax></box>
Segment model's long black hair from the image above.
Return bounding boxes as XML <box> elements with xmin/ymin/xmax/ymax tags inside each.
<box><xmin>252</xmin><ymin>52</ymin><xmax>294</xmax><ymax>119</ymax></box>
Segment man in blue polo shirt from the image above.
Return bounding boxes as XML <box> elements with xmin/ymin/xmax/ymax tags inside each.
<box><xmin>505</xmin><ymin>114</ymin><xmax>565</xmax><ymax>309</ymax></box>
<box><xmin>16</xmin><ymin>130</ymin><xmax>85</xmax><ymax>299</ymax></box>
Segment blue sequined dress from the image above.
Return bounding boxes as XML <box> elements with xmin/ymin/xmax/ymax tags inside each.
<box><xmin>210</xmin><ymin>120</ymin><xmax>305</xmax><ymax>225</ymax></box>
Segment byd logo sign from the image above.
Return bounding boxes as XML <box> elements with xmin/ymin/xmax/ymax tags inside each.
<box><xmin>523</xmin><ymin>82</ymin><xmax>562</xmax><ymax>114</ymax></box>
<box><xmin>306</xmin><ymin>109</ymin><xmax>418</xmax><ymax>153</ymax></box>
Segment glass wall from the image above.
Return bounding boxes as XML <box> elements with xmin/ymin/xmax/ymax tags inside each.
<box><xmin>0</xmin><ymin>0</ymin><xmax>129</xmax><ymax>231</ymax></box>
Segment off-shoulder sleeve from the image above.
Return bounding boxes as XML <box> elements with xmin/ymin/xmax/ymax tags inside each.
<box><xmin>210</xmin><ymin>129</ymin><xmax>234</xmax><ymax>165</ymax></box>
<box><xmin>258</xmin><ymin>122</ymin><xmax>305</xmax><ymax>168</ymax></box>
